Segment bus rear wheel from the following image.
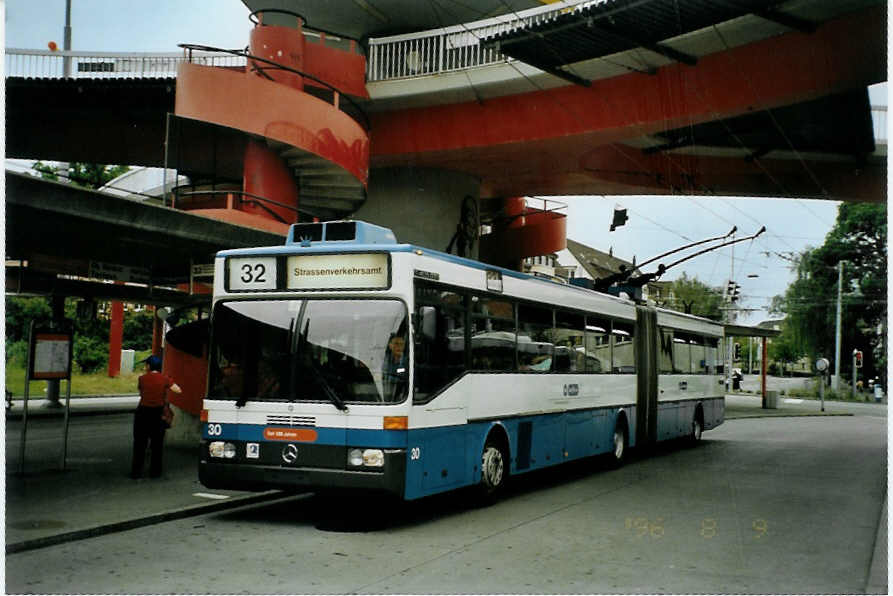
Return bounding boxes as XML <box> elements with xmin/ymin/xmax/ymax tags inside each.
<box><xmin>479</xmin><ymin>437</ymin><xmax>508</xmax><ymax>501</ymax></box>
<box><xmin>690</xmin><ymin>411</ymin><xmax>704</xmax><ymax>444</ymax></box>
<box><xmin>610</xmin><ymin>420</ymin><xmax>628</xmax><ymax>468</ymax></box>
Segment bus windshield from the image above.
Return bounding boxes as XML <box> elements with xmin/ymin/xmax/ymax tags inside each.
<box><xmin>208</xmin><ymin>299</ymin><xmax>408</xmax><ymax>405</ymax></box>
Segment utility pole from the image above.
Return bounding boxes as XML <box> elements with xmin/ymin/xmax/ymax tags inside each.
<box><xmin>833</xmin><ymin>261</ymin><xmax>843</xmax><ymax>391</ymax></box>
<box><xmin>63</xmin><ymin>0</ymin><xmax>73</xmax><ymax>77</ymax></box>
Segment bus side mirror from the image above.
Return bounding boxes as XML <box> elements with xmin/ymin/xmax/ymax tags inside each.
<box><xmin>420</xmin><ymin>306</ymin><xmax>437</xmax><ymax>342</ymax></box>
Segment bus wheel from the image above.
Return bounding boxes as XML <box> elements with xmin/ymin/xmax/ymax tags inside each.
<box><xmin>610</xmin><ymin>420</ymin><xmax>628</xmax><ymax>468</ymax></box>
<box><xmin>690</xmin><ymin>411</ymin><xmax>704</xmax><ymax>444</ymax></box>
<box><xmin>479</xmin><ymin>437</ymin><xmax>508</xmax><ymax>500</ymax></box>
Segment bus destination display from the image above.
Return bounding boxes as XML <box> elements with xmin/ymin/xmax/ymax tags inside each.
<box><xmin>287</xmin><ymin>253</ymin><xmax>389</xmax><ymax>289</ymax></box>
<box><xmin>226</xmin><ymin>253</ymin><xmax>389</xmax><ymax>291</ymax></box>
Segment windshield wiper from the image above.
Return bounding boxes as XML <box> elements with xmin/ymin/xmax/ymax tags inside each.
<box><xmin>311</xmin><ymin>361</ymin><xmax>349</xmax><ymax>412</ymax></box>
<box><xmin>296</xmin><ymin>315</ymin><xmax>349</xmax><ymax>412</ymax></box>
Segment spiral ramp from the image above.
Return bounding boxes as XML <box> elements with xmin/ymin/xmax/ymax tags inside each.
<box><xmin>171</xmin><ymin>12</ymin><xmax>369</xmax><ymax>231</ymax></box>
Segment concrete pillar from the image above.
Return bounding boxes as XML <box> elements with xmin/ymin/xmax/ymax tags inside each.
<box><xmin>108</xmin><ymin>301</ymin><xmax>124</xmax><ymax>377</ymax></box>
<box><xmin>354</xmin><ymin>167</ymin><xmax>481</xmax><ymax>256</ymax></box>
<box><xmin>151</xmin><ymin>306</ymin><xmax>164</xmax><ymax>356</ymax></box>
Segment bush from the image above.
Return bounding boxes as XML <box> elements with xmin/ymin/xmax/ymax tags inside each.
<box><xmin>123</xmin><ymin>309</ymin><xmax>154</xmax><ymax>351</ymax></box>
<box><xmin>5</xmin><ymin>339</ymin><xmax>29</xmax><ymax>368</ymax></box>
<box><xmin>74</xmin><ymin>336</ymin><xmax>108</xmax><ymax>373</ymax></box>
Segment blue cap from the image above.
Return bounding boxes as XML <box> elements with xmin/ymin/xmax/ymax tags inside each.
<box><xmin>146</xmin><ymin>355</ymin><xmax>163</xmax><ymax>370</ymax></box>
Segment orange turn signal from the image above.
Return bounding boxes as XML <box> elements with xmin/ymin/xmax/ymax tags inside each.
<box><xmin>200</xmin><ymin>409</ymin><xmax>209</xmax><ymax>422</ymax></box>
<box><xmin>383</xmin><ymin>416</ymin><xmax>408</xmax><ymax>430</ymax></box>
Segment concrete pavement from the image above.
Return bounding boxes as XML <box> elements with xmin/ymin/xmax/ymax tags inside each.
<box><xmin>5</xmin><ymin>393</ymin><xmax>887</xmax><ymax>593</ymax></box>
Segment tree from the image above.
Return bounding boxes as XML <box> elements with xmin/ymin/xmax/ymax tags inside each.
<box><xmin>68</xmin><ymin>163</ymin><xmax>130</xmax><ymax>189</ymax></box>
<box><xmin>768</xmin><ymin>321</ymin><xmax>803</xmax><ymax>376</ymax></box>
<box><xmin>771</xmin><ymin>202</ymin><xmax>886</xmax><ymax>382</ymax></box>
<box><xmin>668</xmin><ymin>273</ymin><xmax>724</xmax><ymax>321</ymax></box>
<box><xmin>6</xmin><ymin>296</ymin><xmax>154</xmax><ymax>372</ymax></box>
<box><xmin>31</xmin><ymin>161</ymin><xmax>129</xmax><ymax>189</ymax></box>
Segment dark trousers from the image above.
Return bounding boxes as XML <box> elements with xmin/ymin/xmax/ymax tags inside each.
<box><xmin>131</xmin><ymin>405</ymin><xmax>166</xmax><ymax>477</ymax></box>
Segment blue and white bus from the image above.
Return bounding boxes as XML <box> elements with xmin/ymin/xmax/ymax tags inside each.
<box><xmin>200</xmin><ymin>220</ymin><xmax>724</xmax><ymax>501</ymax></box>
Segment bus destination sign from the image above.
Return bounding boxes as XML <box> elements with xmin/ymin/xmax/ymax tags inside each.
<box><xmin>287</xmin><ymin>253</ymin><xmax>389</xmax><ymax>290</ymax></box>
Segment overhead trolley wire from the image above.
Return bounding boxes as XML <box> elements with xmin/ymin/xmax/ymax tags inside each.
<box><xmin>419</xmin><ymin>0</ymin><xmax>821</xmax><ymax>287</ymax></box>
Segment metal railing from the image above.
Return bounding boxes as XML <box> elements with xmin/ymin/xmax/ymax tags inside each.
<box><xmin>366</xmin><ymin>0</ymin><xmax>600</xmax><ymax>81</ymax></box>
<box><xmin>5</xmin><ymin>48</ymin><xmax>244</xmax><ymax>79</ymax></box>
<box><xmin>179</xmin><ymin>43</ymin><xmax>369</xmax><ymax>130</ymax></box>
<box><xmin>173</xmin><ymin>188</ymin><xmax>299</xmax><ymax>223</ymax></box>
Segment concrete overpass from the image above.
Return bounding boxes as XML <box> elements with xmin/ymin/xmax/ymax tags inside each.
<box><xmin>4</xmin><ymin>0</ymin><xmax>886</xmax><ymax>298</ymax></box>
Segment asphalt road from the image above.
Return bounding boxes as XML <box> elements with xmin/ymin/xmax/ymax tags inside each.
<box><xmin>5</xmin><ymin>411</ymin><xmax>886</xmax><ymax>594</ymax></box>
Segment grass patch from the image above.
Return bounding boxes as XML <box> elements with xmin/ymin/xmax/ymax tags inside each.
<box><xmin>5</xmin><ymin>350</ymin><xmax>152</xmax><ymax>397</ymax></box>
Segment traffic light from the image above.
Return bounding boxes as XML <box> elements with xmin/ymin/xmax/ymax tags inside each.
<box><xmin>854</xmin><ymin>350</ymin><xmax>863</xmax><ymax>368</ymax></box>
<box><xmin>727</xmin><ymin>280</ymin><xmax>741</xmax><ymax>302</ymax></box>
<box><xmin>733</xmin><ymin>342</ymin><xmax>741</xmax><ymax>361</ymax></box>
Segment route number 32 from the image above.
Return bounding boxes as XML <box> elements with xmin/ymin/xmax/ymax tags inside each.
<box><xmin>241</xmin><ymin>263</ymin><xmax>267</xmax><ymax>284</ymax></box>
<box><xmin>228</xmin><ymin>257</ymin><xmax>276</xmax><ymax>290</ymax></box>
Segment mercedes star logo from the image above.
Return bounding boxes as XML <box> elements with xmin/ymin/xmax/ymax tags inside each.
<box><xmin>281</xmin><ymin>443</ymin><xmax>299</xmax><ymax>463</ymax></box>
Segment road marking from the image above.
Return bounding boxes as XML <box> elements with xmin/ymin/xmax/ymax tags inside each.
<box><xmin>192</xmin><ymin>492</ymin><xmax>230</xmax><ymax>500</ymax></box>
<box><xmin>784</xmin><ymin>399</ymin><xmax>804</xmax><ymax>404</ymax></box>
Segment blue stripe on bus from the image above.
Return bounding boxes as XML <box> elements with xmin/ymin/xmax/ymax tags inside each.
<box><xmin>204</xmin><ymin>397</ymin><xmax>720</xmax><ymax>500</ymax></box>
<box><xmin>402</xmin><ymin>406</ymin><xmax>636</xmax><ymax>500</ymax></box>
<box><xmin>202</xmin><ymin>423</ymin><xmax>407</xmax><ymax>448</ymax></box>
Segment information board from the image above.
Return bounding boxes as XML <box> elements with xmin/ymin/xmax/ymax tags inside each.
<box><xmin>29</xmin><ymin>331</ymin><xmax>73</xmax><ymax>380</ymax></box>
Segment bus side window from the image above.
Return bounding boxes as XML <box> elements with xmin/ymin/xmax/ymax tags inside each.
<box><xmin>413</xmin><ymin>286</ymin><xmax>467</xmax><ymax>402</ymax></box>
<box><xmin>691</xmin><ymin>335</ymin><xmax>707</xmax><ymax>374</ymax></box>
<box><xmin>470</xmin><ymin>296</ymin><xmax>516</xmax><ymax>371</ymax></box>
<box><xmin>612</xmin><ymin>320</ymin><xmax>635</xmax><ymax>374</ymax></box>
<box><xmin>518</xmin><ymin>304</ymin><xmax>553</xmax><ymax>372</ymax></box>
<box><xmin>707</xmin><ymin>337</ymin><xmax>720</xmax><ymax>374</ymax></box>
<box><xmin>659</xmin><ymin>328</ymin><xmax>674</xmax><ymax>374</ymax></box>
<box><xmin>554</xmin><ymin>310</ymin><xmax>584</xmax><ymax>373</ymax></box>
<box><xmin>673</xmin><ymin>332</ymin><xmax>692</xmax><ymax>374</ymax></box>
<box><xmin>584</xmin><ymin>316</ymin><xmax>610</xmax><ymax>374</ymax></box>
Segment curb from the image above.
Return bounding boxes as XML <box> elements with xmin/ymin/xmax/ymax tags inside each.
<box><xmin>726</xmin><ymin>412</ymin><xmax>855</xmax><ymax>420</ymax></box>
<box><xmin>865</xmin><ymin>492</ymin><xmax>888</xmax><ymax>594</ymax></box>
<box><xmin>6</xmin><ymin>490</ymin><xmax>291</xmax><ymax>555</ymax></box>
<box><xmin>6</xmin><ymin>408</ymin><xmax>136</xmax><ymax>421</ymax></box>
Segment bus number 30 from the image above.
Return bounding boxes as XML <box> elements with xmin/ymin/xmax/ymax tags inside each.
<box><xmin>410</xmin><ymin>447</ymin><xmax>421</xmax><ymax>460</ymax></box>
<box><xmin>207</xmin><ymin>423</ymin><xmax>223</xmax><ymax>436</ymax></box>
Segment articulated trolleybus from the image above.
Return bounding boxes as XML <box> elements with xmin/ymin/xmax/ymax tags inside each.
<box><xmin>200</xmin><ymin>220</ymin><xmax>724</xmax><ymax>501</ymax></box>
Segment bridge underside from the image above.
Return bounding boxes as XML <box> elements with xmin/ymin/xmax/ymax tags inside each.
<box><xmin>5</xmin><ymin>172</ymin><xmax>284</xmax><ymax>306</ymax></box>
<box><xmin>6</xmin><ymin>4</ymin><xmax>885</xmax><ymax>206</ymax></box>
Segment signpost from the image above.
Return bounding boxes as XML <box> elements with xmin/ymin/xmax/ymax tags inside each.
<box><xmin>19</xmin><ymin>320</ymin><xmax>74</xmax><ymax>474</ymax></box>
<box><xmin>816</xmin><ymin>358</ymin><xmax>830</xmax><ymax>413</ymax></box>
<box><xmin>852</xmin><ymin>349</ymin><xmax>863</xmax><ymax>400</ymax></box>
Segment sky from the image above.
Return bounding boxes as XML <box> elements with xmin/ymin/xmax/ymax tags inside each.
<box><xmin>3</xmin><ymin>1</ymin><xmax>886</xmax><ymax>326</ymax></box>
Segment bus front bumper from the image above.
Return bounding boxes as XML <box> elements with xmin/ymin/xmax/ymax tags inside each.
<box><xmin>199</xmin><ymin>450</ymin><xmax>407</xmax><ymax>497</ymax></box>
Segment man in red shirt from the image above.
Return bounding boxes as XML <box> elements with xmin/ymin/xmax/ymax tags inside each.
<box><xmin>131</xmin><ymin>355</ymin><xmax>182</xmax><ymax>479</ymax></box>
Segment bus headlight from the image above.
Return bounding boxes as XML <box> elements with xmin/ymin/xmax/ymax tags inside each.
<box><xmin>348</xmin><ymin>448</ymin><xmax>364</xmax><ymax>467</ymax></box>
<box><xmin>348</xmin><ymin>448</ymin><xmax>384</xmax><ymax>468</ymax></box>
<box><xmin>209</xmin><ymin>441</ymin><xmax>237</xmax><ymax>459</ymax></box>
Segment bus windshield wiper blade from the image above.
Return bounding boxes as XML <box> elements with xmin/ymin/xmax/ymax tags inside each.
<box><xmin>311</xmin><ymin>362</ymin><xmax>349</xmax><ymax>412</ymax></box>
